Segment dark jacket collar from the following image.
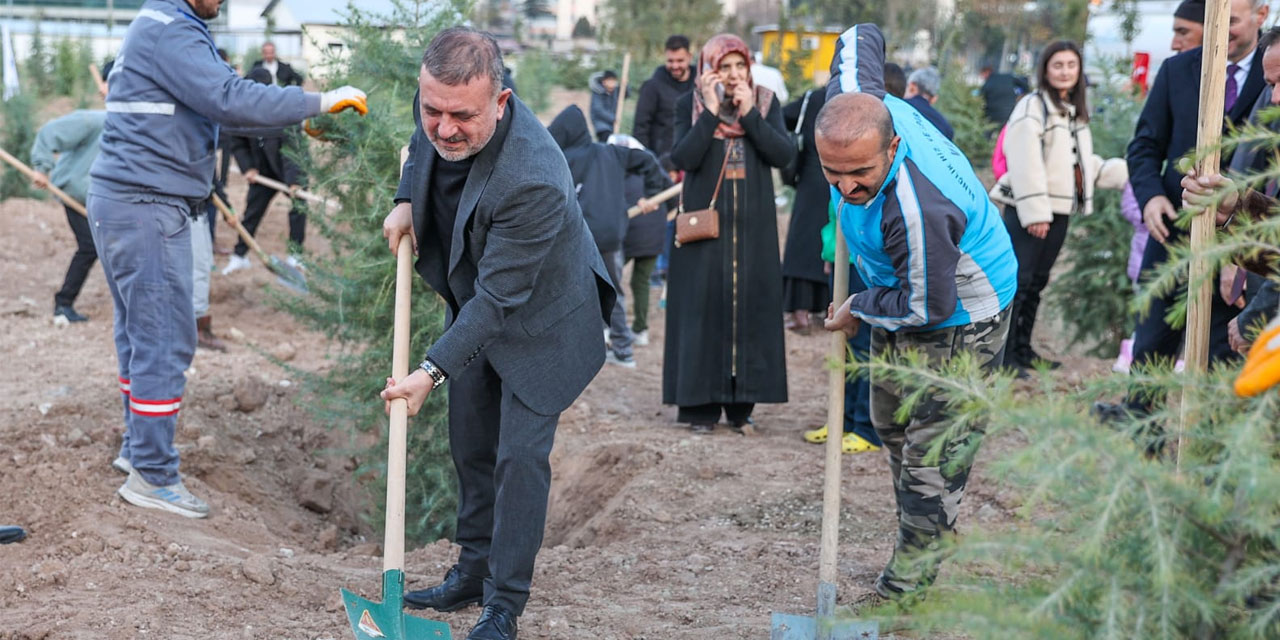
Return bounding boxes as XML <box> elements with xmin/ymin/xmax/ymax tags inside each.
<box><xmin>650</xmin><ymin>65</ymin><xmax>695</xmax><ymax>89</ymax></box>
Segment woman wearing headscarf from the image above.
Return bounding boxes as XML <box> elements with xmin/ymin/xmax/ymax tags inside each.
<box><xmin>664</xmin><ymin>34</ymin><xmax>795</xmax><ymax>432</ymax></box>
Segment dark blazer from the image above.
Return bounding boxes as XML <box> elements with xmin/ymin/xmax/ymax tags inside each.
<box><xmin>250</xmin><ymin>59</ymin><xmax>304</xmax><ymax>87</ymax></box>
<box><xmin>396</xmin><ymin>92</ymin><xmax>616</xmax><ymax>416</ymax></box>
<box><xmin>1128</xmin><ymin>45</ymin><xmax>1266</xmax><ymax>212</ymax></box>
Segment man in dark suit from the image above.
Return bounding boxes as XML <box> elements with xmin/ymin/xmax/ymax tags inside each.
<box><xmin>380</xmin><ymin>27</ymin><xmax>614</xmax><ymax>640</ymax></box>
<box><xmin>1125</xmin><ymin>0</ymin><xmax>1269</xmax><ymax>420</ymax></box>
<box><xmin>250</xmin><ymin>41</ymin><xmax>304</xmax><ymax>87</ymax></box>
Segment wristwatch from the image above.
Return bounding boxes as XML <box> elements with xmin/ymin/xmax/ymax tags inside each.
<box><xmin>418</xmin><ymin>358</ymin><xmax>448</xmax><ymax>389</ymax></box>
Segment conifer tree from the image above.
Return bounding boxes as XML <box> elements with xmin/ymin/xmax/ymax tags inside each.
<box><xmin>279</xmin><ymin>0</ymin><xmax>469</xmax><ymax>545</ymax></box>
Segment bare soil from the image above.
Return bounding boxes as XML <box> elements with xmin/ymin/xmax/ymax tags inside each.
<box><xmin>0</xmin><ymin>146</ymin><xmax>1111</xmax><ymax>639</ymax></box>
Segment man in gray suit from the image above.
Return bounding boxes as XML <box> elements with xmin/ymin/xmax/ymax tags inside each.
<box><xmin>380</xmin><ymin>27</ymin><xmax>614</xmax><ymax>640</ymax></box>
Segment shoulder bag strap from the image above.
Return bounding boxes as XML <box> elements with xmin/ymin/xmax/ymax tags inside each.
<box><xmin>679</xmin><ymin>142</ymin><xmax>733</xmax><ymax>212</ymax></box>
<box><xmin>707</xmin><ymin>143</ymin><xmax>733</xmax><ymax>209</ymax></box>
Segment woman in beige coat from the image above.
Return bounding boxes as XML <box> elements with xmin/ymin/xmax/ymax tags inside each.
<box><xmin>990</xmin><ymin>41</ymin><xmax>1127</xmax><ymax>371</ymax></box>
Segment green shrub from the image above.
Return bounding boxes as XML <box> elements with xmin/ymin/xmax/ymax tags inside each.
<box><xmin>23</xmin><ymin>22</ymin><xmax>52</xmax><ymax>97</ymax></box>
<box><xmin>553</xmin><ymin>50</ymin><xmax>593</xmax><ymax>90</ymax></box>
<box><xmin>513</xmin><ymin>48</ymin><xmax>554</xmax><ymax>115</ymax></box>
<box><xmin>936</xmin><ymin>67</ymin><xmax>994</xmax><ymax>168</ymax></box>
<box><xmin>53</xmin><ymin>38</ymin><xmax>95</xmax><ymax>99</ymax></box>
<box><xmin>0</xmin><ymin>93</ymin><xmax>38</xmax><ymax>201</ymax></box>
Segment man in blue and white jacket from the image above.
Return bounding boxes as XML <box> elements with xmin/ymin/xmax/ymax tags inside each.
<box><xmin>89</xmin><ymin>0</ymin><xmax>367</xmax><ymax>518</ymax></box>
<box><xmin>821</xmin><ymin>23</ymin><xmax>1017</xmax><ymax>598</ymax></box>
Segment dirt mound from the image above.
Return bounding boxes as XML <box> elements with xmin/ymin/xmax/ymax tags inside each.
<box><xmin>545</xmin><ymin>443</ymin><xmax>662</xmax><ymax>548</ymax></box>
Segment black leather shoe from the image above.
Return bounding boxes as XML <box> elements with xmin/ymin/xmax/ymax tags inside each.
<box><xmin>0</xmin><ymin>525</ymin><xmax>26</xmax><ymax>544</ymax></box>
<box><xmin>403</xmin><ymin>565</ymin><xmax>484</xmax><ymax>612</ymax></box>
<box><xmin>467</xmin><ymin>605</ymin><xmax>517</xmax><ymax>640</ymax></box>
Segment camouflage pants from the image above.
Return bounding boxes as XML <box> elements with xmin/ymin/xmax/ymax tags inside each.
<box><xmin>869</xmin><ymin>309</ymin><xmax>1010</xmax><ymax>597</ymax></box>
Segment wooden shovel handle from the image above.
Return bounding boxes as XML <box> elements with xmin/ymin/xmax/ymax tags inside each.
<box><xmin>818</xmin><ymin>215</ymin><xmax>850</xmax><ymax>613</ymax></box>
<box><xmin>0</xmin><ymin>147</ymin><xmax>87</xmax><ymax>217</ymax></box>
<box><xmin>628</xmin><ymin>182</ymin><xmax>682</xmax><ymax>218</ymax></box>
<box><xmin>210</xmin><ymin>193</ymin><xmax>271</xmax><ymax>263</ymax></box>
<box><xmin>383</xmin><ymin>234</ymin><xmax>413</xmax><ymax>573</ymax></box>
<box><xmin>248</xmin><ymin>173</ymin><xmax>333</xmax><ymax>209</ymax></box>
<box><xmin>613</xmin><ymin>53</ymin><xmax>631</xmax><ymax>133</ymax></box>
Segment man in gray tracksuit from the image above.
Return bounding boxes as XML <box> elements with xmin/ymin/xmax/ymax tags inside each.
<box><xmin>89</xmin><ymin>0</ymin><xmax>367</xmax><ymax>518</ymax></box>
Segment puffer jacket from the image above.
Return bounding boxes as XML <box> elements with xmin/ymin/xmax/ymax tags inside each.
<box><xmin>989</xmin><ymin>91</ymin><xmax>1128</xmax><ymax>228</ymax></box>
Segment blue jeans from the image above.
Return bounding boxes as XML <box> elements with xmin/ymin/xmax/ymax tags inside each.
<box><xmin>89</xmin><ymin>194</ymin><xmax>197</xmax><ymax>486</ymax></box>
<box><xmin>834</xmin><ymin>265</ymin><xmax>880</xmax><ymax>446</ymax></box>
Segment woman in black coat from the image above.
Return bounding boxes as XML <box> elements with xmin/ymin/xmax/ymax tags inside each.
<box><xmin>663</xmin><ymin>33</ymin><xmax>795</xmax><ymax>432</ymax></box>
<box><xmin>780</xmin><ymin>88</ymin><xmax>829</xmax><ymax>333</ymax></box>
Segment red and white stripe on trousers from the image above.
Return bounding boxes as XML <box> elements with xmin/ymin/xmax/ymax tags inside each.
<box><xmin>130</xmin><ymin>395</ymin><xmax>182</xmax><ymax>417</ymax></box>
<box><xmin>118</xmin><ymin>378</ymin><xmax>181</xmax><ymax>415</ymax></box>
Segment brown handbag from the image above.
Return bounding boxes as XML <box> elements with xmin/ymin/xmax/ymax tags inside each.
<box><xmin>674</xmin><ymin>150</ymin><xmax>731</xmax><ymax>247</ymax></box>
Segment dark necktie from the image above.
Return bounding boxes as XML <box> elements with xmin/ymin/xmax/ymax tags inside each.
<box><xmin>1225</xmin><ymin>63</ymin><xmax>1241</xmax><ymax>113</ymax></box>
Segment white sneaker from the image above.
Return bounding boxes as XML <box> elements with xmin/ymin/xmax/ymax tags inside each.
<box><xmin>221</xmin><ymin>254</ymin><xmax>251</xmax><ymax>276</ymax></box>
<box><xmin>111</xmin><ymin>456</ymin><xmax>133</xmax><ymax>475</ymax></box>
<box><xmin>603</xmin><ymin>328</ymin><xmax>610</xmax><ymax>344</ymax></box>
<box><xmin>285</xmin><ymin>255</ymin><xmax>304</xmax><ymax>270</ymax></box>
<box><xmin>633</xmin><ymin>330</ymin><xmax>649</xmax><ymax>346</ymax></box>
<box><xmin>605</xmin><ymin>350</ymin><xmax>637</xmax><ymax>368</ymax></box>
<box><xmin>117</xmin><ymin>470</ymin><xmax>210</xmax><ymax>518</ymax></box>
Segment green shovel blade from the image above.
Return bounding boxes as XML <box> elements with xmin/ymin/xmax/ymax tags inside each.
<box><xmin>343</xmin><ymin>570</ymin><xmax>452</xmax><ymax>640</ymax></box>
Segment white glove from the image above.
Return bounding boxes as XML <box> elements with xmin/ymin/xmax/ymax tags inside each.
<box><xmin>320</xmin><ymin>86</ymin><xmax>368</xmax><ymax>115</ymax></box>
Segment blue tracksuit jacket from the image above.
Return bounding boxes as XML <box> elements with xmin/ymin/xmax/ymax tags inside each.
<box><xmin>828</xmin><ymin>24</ymin><xmax>1018</xmax><ymax>332</ymax></box>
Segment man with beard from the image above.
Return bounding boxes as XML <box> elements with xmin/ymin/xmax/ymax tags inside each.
<box><xmin>820</xmin><ymin>24</ymin><xmax>1017</xmax><ymax>599</ymax></box>
<box><xmin>634</xmin><ymin>35</ymin><xmax>696</xmax><ymax>284</ymax></box>
<box><xmin>633</xmin><ymin>34</ymin><xmax>696</xmax><ymax>162</ymax></box>
<box><xmin>380</xmin><ymin>27</ymin><xmax>615</xmax><ymax>640</ymax></box>
<box><xmin>89</xmin><ymin>0</ymin><xmax>366</xmax><ymax>518</ymax></box>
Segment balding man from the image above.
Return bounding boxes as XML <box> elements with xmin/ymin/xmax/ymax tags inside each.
<box><xmin>380</xmin><ymin>27</ymin><xmax>614</xmax><ymax>639</ymax></box>
<box><xmin>820</xmin><ymin>24</ymin><xmax>1017</xmax><ymax>600</ymax></box>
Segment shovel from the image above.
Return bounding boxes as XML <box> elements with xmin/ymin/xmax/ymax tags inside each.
<box><xmin>247</xmin><ymin>173</ymin><xmax>339</xmax><ymax>212</ymax></box>
<box><xmin>341</xmin><ymin>234</ymin><xmax>452</xmax><ymax>640</ymax></box>
<box><xmin>209</xmin><ymin>193</ymin><xmax>308</xmax><ymax>294</ymax></box>
<box><xmin>771</xmin><ymin>216</ymin><xmax>878</xmax><ymax>640</ymax></box>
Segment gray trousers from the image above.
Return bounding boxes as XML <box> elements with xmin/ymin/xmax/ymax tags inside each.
<box><xmin>601</xmin><ymin>249</ymin><xmax>633</xmax><ymax>358</ymax></box>
<box><xmin>88</xmin><ymin>194</ymin><xmax>196</xmax><ymax>487</ymax></box>
<box><xmin>446</xmin><ymin>354</ymin><xmax>559</xmax><ymax>616</ymax></box>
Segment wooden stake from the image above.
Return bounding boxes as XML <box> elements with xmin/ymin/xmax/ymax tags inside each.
<box><xmin>818</xmin><ymin>215</ymin><xmax>850</xmax><ymax>621</ymax></box>
<box><xmin>1181</xmin><ymin>0</ymin><xmax>1231</xmax><ymax>467</ymax></box>
<box><xmin>613</xmin><ymin>53</ymin><xmax>631</xmax><ymax>136</ymax></box>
